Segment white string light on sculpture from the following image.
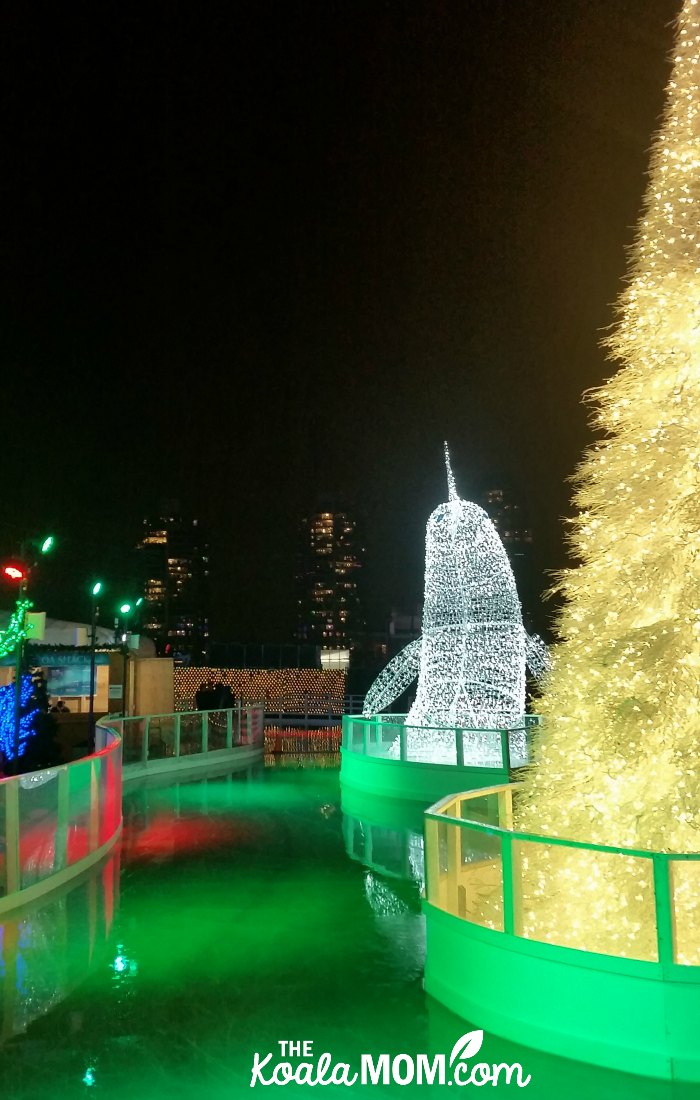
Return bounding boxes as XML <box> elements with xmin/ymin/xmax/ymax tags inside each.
<box><xmin>363</xmin><ymin>444</ymin><xmax>542</xmax><ymax>765</ymax></box>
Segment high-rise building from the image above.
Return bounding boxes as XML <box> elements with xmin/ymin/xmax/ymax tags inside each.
<box><xmin>481</xmin><ymin>488</ymin><xmax>532</xmax><ymax>560</ymax></box>
<box><xmin>480</xmin><ymin>487</ymin><xmax>536</xmax><ymax>622</ymax></box>
<box><xmin>296</xmin><ymin>502</ymin><xmax>365</xmax><ymax>650</ymax></box>
<box><xmin>136</xmin><ymin>505</ymin><xmax>210</xmax><ymax>665</ymax></box>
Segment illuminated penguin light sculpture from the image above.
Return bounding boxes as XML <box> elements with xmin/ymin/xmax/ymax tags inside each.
<box><xmin>363</xmin><ymin>444</ymin><xmax>546</xmax><ymax>764</ymax></box>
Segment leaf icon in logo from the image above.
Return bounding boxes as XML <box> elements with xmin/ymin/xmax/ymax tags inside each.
<box><xmin>449</xmin><ymin>1030</ymin><xmax>483</xmax><ymax>1068</ymax></box>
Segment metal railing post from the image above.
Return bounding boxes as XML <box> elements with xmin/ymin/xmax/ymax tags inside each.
<box><xmin>236</xmin><ymin>701</ymin><xmax>242</xmax><ymax>745</ymax></box>
<box><xmin>88</xmin><ymin>760</ymin><xmax>99</xmax><ymax>853</ymax></box>
<box><xmin>202</xmin><ymin>711</ymin><xmax>209</xmax><ymax>753</ymax></box>
<box><xmin>226</xmin><ymin>708</ymin><xmax>233</xmax><ymax>749</ymax></box>
<box><xmin>141</xmin><ymin>718</ymin><xmax>149</xmax><ymax>764</ymax></box>
<box><xmin>55</xmin><ymin>766</ymin><xmax>69</xmax><ymax>871</ymax></box>
<box><xmin>499</xmin><ymin>728</ymin><xmax>511</xmax><ymax>771</ymax></box>
<box><xmin>455</xmin><ymin>727</ymin><xmax>464</xmax><ymax>767</ymax></box>
<box><xmin>501</xmin><ymin>832</ymin><xmax>522</xmax><ymax>936</ymax></box>
<box><xmin>446</xmin><ymin>819</ymin><xmax>461</xmax><ymax>915</ymax></box>
<box><xmin>497</xmin><ymin>785</ymin><xmax>514</xmax><ymax>831</ymax></box>
<box><xmin>424</xmin><ymin>818</ymin><xmax>440</xmax><ymax>907</ymax></box>
<box><xmin>653</xmin><ymin>854</ymin><xmax>676</xmax><ymax>967</ymax></box>
<box><xmin>174</xmin><ymin>713</ymin><xmax>181</xmax><ymax>757</ymax></box>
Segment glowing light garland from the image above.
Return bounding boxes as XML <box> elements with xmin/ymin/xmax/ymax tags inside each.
<box><xmin>0</xmin><ymin>599</ymin><xmax>33</xmax><ymax>659</ymax></box>
<box><xmin>363</xmin><ymin>445</ymin><xmax>543</xmax><ymax>764</ymax></box>
<box><xmin>514</xmin><ymin>0</ymin><xmax>700</xmax><ymax>960</ymax></box>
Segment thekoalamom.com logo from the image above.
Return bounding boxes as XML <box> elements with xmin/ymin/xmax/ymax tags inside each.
<box><xmin>249</xmin><ymin>1030</ymin><xmax>531</xmax><ymax>1088</ymax></box>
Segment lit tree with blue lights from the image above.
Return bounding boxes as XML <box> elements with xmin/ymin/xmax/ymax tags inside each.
<box><xmin>0</xmin><ymin>675</ymin><xmax>39</xmax><ymax>765</ymax></box>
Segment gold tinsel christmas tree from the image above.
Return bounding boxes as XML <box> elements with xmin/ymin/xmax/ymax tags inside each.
<box><xmin>520</xmin><ymin>0</ymin><xmax>700</xmax><ymax>870</ymax></box>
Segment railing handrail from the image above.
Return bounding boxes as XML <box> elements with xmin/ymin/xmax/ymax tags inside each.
<box><xmin>349</xmin><ymin>713</ymin><xmax>538</xmax><ymax>735</ymax></box>
<box><xmin>0</xmin><ymin>727</ymin><xmax>122</xmax><ymax>786</ymax></box>
<box><xmin>99</xmin><ymin>704</ymin><xmax>265</xmax><ymax>768</ymax></box>
<box><xmin>343</xmin><ymin>713</ymin><xmax>536</xmax><ymax>770</ymax></box>
<box><xmin>112</xmin><ymin>703</ymin><xmax>264</xmax><ymax>724</ymax></box>
<box><xmin>427</xmin><ymin>783</ymin><xmax>700</xmax><ymax>863</ymax></box>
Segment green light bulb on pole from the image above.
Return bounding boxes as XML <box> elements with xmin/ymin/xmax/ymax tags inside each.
<box><xmin>87</xmin><ymin>580</ymin><xmax>104</xmax><ymax>750</ymax></box>
<box><xmin>117</xmin><ymin>602</ymin><xmax>136</xmax><ymax>719</ymax></box>
<box><xmin>40</xmin><ymin>535</ymin><xmax>55</xmax><ymax>555</ymax></box>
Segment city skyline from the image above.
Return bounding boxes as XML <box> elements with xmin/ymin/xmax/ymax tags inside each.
<box><xmin>0</xmin><ymin>1</ymin><xmax>681</xmax><ymax>642</ymax></box>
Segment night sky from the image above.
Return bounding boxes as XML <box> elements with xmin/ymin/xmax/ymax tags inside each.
<box><xmin>1</xmin><ymin>1</ymin><xmax>681</xmax><ymax>642</ymax></box>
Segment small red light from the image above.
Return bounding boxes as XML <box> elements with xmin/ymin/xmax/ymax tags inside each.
<box><xmin>2</xmin><ymin>565</ymin><xmax>26</xmax><ymax>582</ymax></box>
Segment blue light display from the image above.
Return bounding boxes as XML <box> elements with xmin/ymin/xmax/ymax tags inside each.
<box><xmin>0</xmin><ymin>676</ymin><xmax>40</xmax><ymax>763</ymax></box>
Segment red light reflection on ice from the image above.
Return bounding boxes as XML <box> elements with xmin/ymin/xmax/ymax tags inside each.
<box><xmin>120</xmin><ymin>812</ymin><xmax>255</xmax><ymax>862</ymax></box>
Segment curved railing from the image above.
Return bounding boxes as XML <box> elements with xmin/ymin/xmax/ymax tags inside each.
<box><xmin>343</xmin><ymin>714</ymin><xmax>540</xmax><ymax>769</ymax></box>
<box><xmin>98</xmin><ymin>705</ymin><xmax>265</xmax><ymax>776</ymax></box>
<box><xmin>425</xmin><ymin>783</ymin><xmax>700</xmax><ymax>967</ymax></box>
<box><xmin>0</xmin><ymin>728</ymin><xmax>122</xmax><ymax>916</ymax></box>
<box><xmin>423</xmin><ymin>783</ymin><xmax>700</xmax><ymax>1081</ymax></box>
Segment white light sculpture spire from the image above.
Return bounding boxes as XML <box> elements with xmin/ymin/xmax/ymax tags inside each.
<box><xmin>363</xmin><ymin>446</ymin><xmax>543</xmax><ymax>764</ymax></box>
<box><xmin>444</xmin><ymin>441</ymin><xmax>458</xmax><ymax>502</ymax></box>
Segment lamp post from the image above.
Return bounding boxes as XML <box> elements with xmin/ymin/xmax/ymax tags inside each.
<box><xmin>11</xmin><ymin>569</ymin><xmax>28</xmax><ymax>773</ymax></box>
<box><xmin>2</xmin><ymin>535</ymin><xmax>55</xmax><ymax>773</ymax></box>
<box><xmin>118</xmin><ymin>602</ymin><xmax>134</xmax><ymax>718</ymax></box>
<box><xmin>87</xmin><ymin>581</ymin><xmax>103</xmax><ymax>749</ymax></box>
<box><xmin>116</xmin><ymin>602</ymin><xmax>141</xmax><ymax>721</ymax></box>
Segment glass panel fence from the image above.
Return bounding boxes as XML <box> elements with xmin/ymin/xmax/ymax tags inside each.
<box><xmin>98</xmin><ymin>748</ymin><xmax>121</xmax><ymax>847</ymax></box>
<box><xmin>458</xmin><ymin>792</ymin><xmax>500</xmax><ymax>827</ymax></box>
<box><xmin>18</xmin><ymin>770</ymin><xmax>60</xmax><ymax>890</ymax></box>
<box><xmin>207</xmin><ymin>710</ymin><xmax>228</xmax><ymax>750</ymax></box>
<box><xmin>67</xmin><ymin>758</ymin><xmax>92</xmax><ymax>865</ymax></box>
<box><xmin>104</xmin><ymin>708</ymin><xmax>262</xmax><ymax>763</ymax></box>
<box><xmin>121</xmin><ymin>719</ymin><xmax>144</xmax><ymax>764</ymax></box>
<box><xmin>233</xmin><ymin>708</ymin><xmax>244</xmax><ymax>746</ymax></box>
<box><xmin>457</xmin><ymin>825</ymin><xmax>504</xmax><ymax>930</ymax></box>
<box><xmin>428</xmin><ymin>785</ymin><xmax>700</xmax><ymax>968</ymax></box>
<box><xmin>90</xmin><ymin>757</ymin><xmax>102</xmax><ymax>852</ymax></box>
<box><xmin>425</xmin><ymin>817</ymin><xmax>503</xmax><ymax>929</ymax></box>
<box><xmin>0</xmin><ymin>735</ymin><xmax>121</xmax><ymax>908</ymax></box>
<box><xmin>424</xmin><ymin>817</ymin><xmax>445</xmax><ymax>909</ymax></box>
<box><xmin>402</xmin><ymin>722</ymin><xmax>457</xmax><ymax>765</ymax></box>
<box><xmin>514</xmin><ymin>840</ymin><xmax>657</xmax><ymax>961</ymax></box>
<box><xmin>239</xmin><ymin>710</ymin><xmax>251</xmax><ymax>746</ymax></box>
<box><xmin>146</xmin><ymin>715</ymin><xmax>176</xmax><ymax>758</ymax></box>
<box><xmin>670</xmin><ymin>858</ymin><xmax>700</xmax><ymax>966</ymax></box>
<box><xmin>369</xmin><ymin>717</ymin><xmax>401</xmax><ymax>758</ymax></box>
<box><xmin>458</xmin><ymin>728</ymin><xmax>500</xmax><ymax>768</ymax></box>
<box><xmin>178</xmin><ymin>713</ymin><xmax>203</xmax><ymax>756</ymax></box>
<box><xmin>506</xmin><ymin>727</ymin><xmax>528</xmax><ymax>768</ymax></box>
<box><xmin>249</xmin><ymin>708</ymin><xmax>265</xmax><ymax>747</ymax></box>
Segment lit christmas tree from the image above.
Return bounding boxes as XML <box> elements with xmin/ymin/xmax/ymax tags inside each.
<box><xmin>521</xmin><ymin>0</ymin><xmax>700</xmax><ymax>862</ymax></box>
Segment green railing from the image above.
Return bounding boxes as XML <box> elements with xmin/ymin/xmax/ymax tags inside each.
<box><xmin>98</xmin><ymin>705</ymin><xmax>264</xmax><ymax>767</ymax></box>
<box><xmin>424</xmin><ymin>784</ymin><xmax>700</xmax><ymax>968</ymax></box>
<box><xmin>343</xmin><ymin>714</ymin><xmax>540</xmax><ymax>769</ymax></box>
